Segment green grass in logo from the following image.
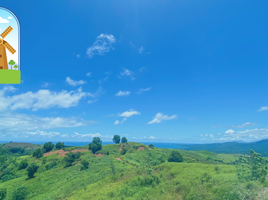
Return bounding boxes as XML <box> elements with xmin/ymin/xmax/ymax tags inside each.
<box><xmin>0</xmin><ymin>70</ymin><xmax>21</xmax><ymax>84</ymax></box>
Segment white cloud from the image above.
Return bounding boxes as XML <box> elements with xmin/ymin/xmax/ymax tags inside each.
<box><xmin>225</xmin><ymin>129</ymin><xmax>235</xmax><ymax>134</ymax></box>
<box><xmin>210</xmin><ymin>134</ymin><xmax>214</xmax><ymax>138</ymax></box>
<box><xmin>139</xmin><ymin>46</ymin><xmax>144</xmax><ymax>54</ymax></box>
<box><xmin>0</xmin><ymin>112</ymin><xmax>95</xmax><ymax>135</ymax></box>
<box><xmin>86</xmin><ymin>72</ymin><xmax>91</xmax><ymax>77</ymax></box>
<box><xmin>98</xmin><ymin>71</ymin><xmax>111</xmax><ymax>84</ymax></box>
<box><xmin>86</xmin><ymin>33</ymin><xmax>116</xmax><ymax>58</ymax></box>
<box><xmin>88</xmin><ymin>99</ymin><xmax>98</xmax><ymax>104</ymax></box>
<box><xmin>66</xmin><ymin>77</ymin><xmax>86</xmax><ymax>86</ymax></box>
<box><xmin>259</xmin><ymin>106</ymin><xmax>268</xmax><ymax>111</ymax></box>
<box><xmin>76</xmin><ymin>54</ymin><xmax>81</xmax><ymax>58</ymax></box>
<box><xmin>7</xmin><ymin>16</ymin><xmax>12</xmax><ymax>19</ymax></box>
<box><xmin>115</xmin><ymin>91</ymin><xmax>130</xmax><ymax>96</ymax></box>
<box><xmin>149</xmin><ymin>136</ymin><xmax>156</xmax><ymax>139</ymax></box>
<box><xmin>42</xmin><ymin>82</ymin><xmax>50</xmax><ymax>88</ymax></box>
<box><xmin>114</xmin><ymin>120</ymin><xmax>120</xmax><ymax>125</ymax></box>
<box><xmin>0</xmin><ymin>17</ymin><xmax>9</xmax><ymax>23</ymax></box>
<box><xmin>205</xmin><ymin>134</ymin><xmax>208</xmax><ymax>136</ymax></box>
<box><xmin>212</xmin><ymin>125</ymin><xmax>221</xmax><ymax>128</ymax></box>
<box><xmin>72</xmin><ymin>132</ymin><xmax>113</xmax><ymax>139</ymax></box>
<box><xmin>121</xmin><ymin>118</ymin><xmax>127</xmax><ymax>123</ymax></box>
<box><xmin>218</xmin><ymin>133</ymin><xmax>222</xmax><ymax>135</ymax></box>
<box><xmin>231</xmin><ymin>122</ymin><xmax>256</xmax><ymax>128</ymax></box>
<box><xmin>119</xmin><ymin>109</ymin><xmax>140</xmax><ymax>118</ymax></box>
<box><xmin>140</xmin><ymin>67</ymin><xmax>145</xmax><ymax>72</ymax></box>
<box><xmin>0</xmin><ymin>86</ymin><xmax>92</xmax><ymax>111</ymax></box>
<box><xmin>119</xmin><ymin>68</ymin><xmax>135</xmax><ymax>80</ymax></box>
<box><xmin>148</xmin><ymin>112</ymin><xmax>177</xmax><ymax>124</ymax></box>
<box><xmin>137</xmin><ymin>87</ymin><xmax>151</xmax><ymax>94</ymax></box>
<box><xmin>129</xmin><ymin>41</ymin><xmax>135</xmax><ymax>48</ymax></box>
<box><xmin>200</xmin><ymin>134</ymin><xmax>203</xmax><ymax>137</ymax></box>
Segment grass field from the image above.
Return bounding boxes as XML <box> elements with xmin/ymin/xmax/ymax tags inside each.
<box><xmin>0</xmin><ymin>70</ymin><xmax>21</xmax><ymax>84</ymax></box>
<box><xmin>0</xmin><ymin>142</ymin><xmax>267</xmax><ymax>200</ymax></box>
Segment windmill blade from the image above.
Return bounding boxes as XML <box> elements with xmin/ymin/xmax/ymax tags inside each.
<box><xmin>1</xmin><ymin>26</ymin><xmax>13</xmax><ymax>39</ymax></box>
<box><xmin>3</xmin><ymin>40</ymin><xmax>16</xmax><ymax>54</ymax></box>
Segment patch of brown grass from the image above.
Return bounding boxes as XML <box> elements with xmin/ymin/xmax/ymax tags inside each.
<box><xmin>137</xmin><ymin>146</ymin><xmax>145</xmax><ymax>151</ymax></box>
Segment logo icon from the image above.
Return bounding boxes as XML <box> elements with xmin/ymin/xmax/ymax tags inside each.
<box><xmin>0</xmin><ymin>7</ymin><xmax>20</xmax><ymax>84</ymax></box>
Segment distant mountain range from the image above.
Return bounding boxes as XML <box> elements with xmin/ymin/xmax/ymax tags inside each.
<box><xmin>179</xmin><ymin>139</ymin><xmax>268</xmax><ymax>156</ymax></box>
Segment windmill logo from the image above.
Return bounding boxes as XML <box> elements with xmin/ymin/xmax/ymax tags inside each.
<box><xmin>0</xmin><ymin>7</ymin><xmax>20</xmax><ymax>84</ymax></box>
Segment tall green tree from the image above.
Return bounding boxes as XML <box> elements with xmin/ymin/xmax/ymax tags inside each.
<box><xmin>8</xmin><ymin>60</ymin><xmax>15</xmax><ymax>70</ymax></box>
<box><xmin>55</xmin><ymin>142</ymin><xmax>64</xmax><ymax>150</ymax></box>
<box><xmin>27</xmin><ymin>162</ymin><xmax>39</xmax><ymax>179</ymax></box>
<box><xmin>113</xmin><ymin>135</ymin><xmax>120</xmax><ymax>144</ymax></box>
<box><xmin>18</xmin><ymin>160</ymin><xmax>28</xmax><ymax>170</ymax></box>
<box><xmin>89</xmin><ymin>137</ymin><xmax>102</xmax><ymax>154</ymax></box>
<box><xmin>43</xmin><ymin>142</ymin><xmax>55</xmax><ymax>153</ymax></box>
<box><xmin>121</xmin><ymin>137</ymin><xmax>127</xmax><ymax>143</ymax></box>
<box><xmin>32</xmin><ymin>148</ymin><xmax>43</xmax><ymax>158</ymax></box>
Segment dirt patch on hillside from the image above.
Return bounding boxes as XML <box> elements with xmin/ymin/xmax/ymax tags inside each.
<box><xmin>137</xmin><ymin>146</ymin><xmax>145</xmax><ymax>151</ymax></box>
<box><xmin>44</xmin><ymin>149</ymin><xmax>89</xmax><ymax>157</ymax></box>
<box><xmin>119</xmin><ymin>144</ymin><xmax>123</xmax><ymax>151</ymax></box>
<box><xmin>92</xmin><ymin>153</ymin><xmax>105</xmax><ymax>157</ymax></box>
<box><xmin>115</xmin><ymin>157</ymin><xmax>122</xmax><ymax>161</ymax></box>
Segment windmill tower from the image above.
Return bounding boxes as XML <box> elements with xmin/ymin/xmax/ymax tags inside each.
<box><xmin>0</xmin><ymin>26</ymin><xmax>16</xmax><ymax>70</ymax></box>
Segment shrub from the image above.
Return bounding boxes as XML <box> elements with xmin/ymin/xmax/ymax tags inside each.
<box><xmin>168</xmin><ymin>151</ymin><xmax>183</xmax><ymax>162</ymax></box>
<box><xmin>45</xmin><ymin>161</ymin><xmax>57</xmax><ymax>170</ymax></box>
<box><xmin>1</xmin><ymin>174</ymin><xmax>16</xmax><ymax>182</ymax></box>
<box><xmin>64</xmin><ymin>152</ymin><xmax>81</xmax><ymax>168</ymax></box>
<box><xmin>81</xmin><ymin>160</ymin><xmax>89</xmax><ymax>170</ymax></box>
<box><xmin>107</xmin><ymin>151</ymin><xmax>109</xmax><ymax>155</ymax></box>
<box><xmin>32</xmin><ymin>149</ymin><xmax>43</xmax><ymax>158</ymax></box>
<box><xmin>55</xmin><ymin>142</ymin><xmax>64</xmax><ymax>150</ymax></box>
<box><xmin>121</xmin><ymin>137</ymin><xmax>127</xmax><ymax>143</ymax></box>
<box><xmin>11</xmin><ymin>187</ymin><xmax>28</xmax><ymax>200</ymax></box>
<box><xmin>121</xmin><ymin>148</ymin><xmax>127</xmax><ymax>155</ymax></box>
<box><xmin>113</xmin><ymin>135</ymin><xmax>120</xmax><ymax>144</ymax></box>
<box><xmin>18</xmin><ymin>160</ymin><xmax>28</xmax><ymax>170</ymax></box>
<box><xmin>27</xmin><ymin>162</ymin><xmax>39</xmax><ymax>179</ymax></box>
<box><xmin>214</xmin><ymin>166</ymin><xmax>222</xmax><ymax>174</ymax></box>
<box><xmin>149</xmin><ymin>144</ymin><xmax>154</xmax><ymax>149</ymax></box>
<box><xmin>42</xmin><ymin>158</ymin><xmax>47</xmax><ymax>165</ymax></box>
<box><xmin>43</xmin><ymin>142</ymin><xmax>55</xmax><ymax>153</ymax></box>
<box><xmin>0</xmin><ymin>188</ymin><xmax>6</xmax><ymax>200</ymax></box>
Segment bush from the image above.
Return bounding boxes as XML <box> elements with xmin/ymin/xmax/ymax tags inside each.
<box><xmin>168</xmin><ymin>151</ymin><xmax>183</xmax><ymax>162</ymax></box>
<box><xmin>1</xmin><ymin>174</ymin><xmax>16</xmax><ymax>182</ymax></box>
<box><xmin>214</xmin><ymin>166</ymin><xmax>222</xmax><ymax>174</ymax></box>
<box><xmin>27</xmin><ymin>162</ymin><xmax>39</xmax><ymax>179</ymax></box>
<box><xmin>149</xmin><ymin>144</ymin><xmax>154</xmax><ymax>149</ymax></box>
<box><xmin>45</xmin><ymin>161</ymin><xmax>57</xmax><ymax>170</ymax></box>
<box><xmin>81</xmin><ymin>160</ymin><xmax>89</xmax><ymax>170</ymax></box>
<box><xmin>32</xmin><ymin>149</ymin><xmax>43</xmax><ymax>158</ymax></box>
<box><xmin>121</xmin><ymin>137</ymin><xmax>127</xmax><ymax>143</ymax></box>
<box><xmin>42</xmin><ymin>158</ymin><xmax>47</xmax><ymax>165</ymax></box>
<box><xmin>43</xmin><ymin>142</ymin><xmax>55</xmax><ymax>153</ymax></box>
<box><xmin>11</xmin><ymin>187</ymin><xmax>28</xmax><ymax>200</ymax></box>
<box><xmin>107</xmin><ymin>151</ymin><xmax>109</xmax><ymax>155</ymax></box>
<box><xmin>64</xmin><ymin>152</ymin><xmax>81</xmax><ymax>168</ymax></box>
<box><xmin>121</xmin><ymin>148</ymin><xmax>127</xmax><ymax>155</ymax></box>
<box><xmin>18</xmin><ymin>160</ymin><xmax>28</xmax><ymax>170</ymax></box>
<box><xmin>55</xmin><ymin>142</ymin><xmax>64</xmax><ymax>150</ymax></box>
<box><xmin>0</xmin><ymin>188</ymin><xmax>6</xmax><ymax>200</ymax></box>
<box><xmin>113</xmin><ymin>135</ymin><xmax>120</xmax><ymax>144</ymax></box>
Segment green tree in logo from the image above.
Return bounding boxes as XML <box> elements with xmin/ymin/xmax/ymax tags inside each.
<box><xmin>8</xmin><ymin>60</ymin><xmax>15</xmax><ymax>70</ymax></box>
<box><xmin>14</xmin><ymin>65</ymin><xmax>18</xmax><ymax>70</ymax></box>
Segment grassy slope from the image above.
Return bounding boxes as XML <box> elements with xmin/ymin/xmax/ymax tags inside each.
<box><xmin>1</xmin><ymin>142</ymin><xmax>267</xmax><ymax>200</ymax></box>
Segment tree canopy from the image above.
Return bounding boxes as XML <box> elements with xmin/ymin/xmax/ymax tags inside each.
<box><xmin>43</xmin><ymin>142</ymin><xmax>55</xmax><ymax>153</ymax></box>
<box><xmin>168</xmin><ymin>150</ymin><xmax>183</xmax><ymax>162</ymax></box>
<box><xmin>27</xmin><ymin>162</ymin><xmax>39</xmax><ymax>179</ymax></box>
<box><xmin>55</xmin><ymin>142</ymin><xmax>64</xmax><ymax>150</ymax></box>
<box><xmin>89</xmin><ymin>137</ymin><xmax>102</xmax><ymax>154</ymax></box>
<box><xmin>121</xmin><ymin>137</ymin><xmax>127</xmax><ymax>143</ymax></box>
<box><xmin>113</xmin><ymin>135</ymin><xmax>120</xmax><ymax>144</ymax></box>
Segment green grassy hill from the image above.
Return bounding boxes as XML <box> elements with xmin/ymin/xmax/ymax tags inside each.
<box><xmin>0</xmin><ymin>142</ymin><xmax>267</xmax><ymax>200</ymax></box>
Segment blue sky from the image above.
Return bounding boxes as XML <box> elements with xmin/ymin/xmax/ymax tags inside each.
<box><xmin>0</xmin><ymin>0</ymin><xmax>268</xmax><ymax>143</ymax></box>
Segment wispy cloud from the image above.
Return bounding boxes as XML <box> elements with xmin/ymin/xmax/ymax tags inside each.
<box><xmin>148</xmin><ymin>113</ymin><xmax>177</xmax><ymax>124</ymax></box>
<box><xmin>0</xmin><ymin>17</ymin><xmax>9</xmax><ymax>23</ymax></box>
<box><xmin>76</xmin><ymin>54</ymin><xmax>81</xmax><ymax>58</ymax></box>
<box><xmin>119</xmin><ymin>109</ymin><xmax>140</xmax><ymax>117</ymax></box>
<box><xmin>212</xmin><ymin>125</ymin><xmax>221</xmax><ymax>128</ymax></box>
<box><xmin>137</xmin><ymin>87</ymin><xmax>151</xmax><ymax>94</ymax></box>
<box><xmin>66</xmin><ymin>77</ymin><xmax>86</xmax><ymax>86</ymax></box>
<box><xmin>231</xmin><ymin>122</ymin><xmax>256</xmax><ymax>128</ymax></box>
<box><xmin>88</xmin><ymin>99</ymin><xmax>98</xmax><ymax>104</ymax></box>
<box><xmin>41</xmin><ymin>82</ymin><xmax>50</xmax><ymax>88</ymax></box>
<box><xmin>148</xmin><ymin>136</ymin><xmax>156</xmax><ymax>139</ymax></box>
<box><xmin>86</xmin><ymin>72</ymin><xmax>91</xmax><ymax>77</ymax></box>
<box><xmin>140</xmin><ymin>67</ymin><xmax>145</xmax><ymax>72</ymax></box>
<box><xmin>129</xmin><ymin>41</ymin><xmax>135</xmax><ymax>48</ymax></box>
<box><xmin>139</xmin><ymin>46</ymin><xmax>144</xmax><ymax>54</ymax></box>
<box><xmin>86</xmin><ymin>33</ymin><xmax>116</xmax><ymax>58</ymax></box>
<box><xmin>71</xmin><ymin>132</ymin><xmax>113</xmax><ymax>139</ymax></box>
<box><xmin>259</xmin><ymin>106</ymin><xmax>268</xmax><ymax>112</ymax></box>
<box><xmin>119</xmin><ymin>68</ymin><xmax>135</xmax><ymax>80</ymax></box>
<box><xmin>114</xmin><ymin>118</ymin><xmax>127</xmax><ymax>125</ymax></box>
<box><xmin>98</xmin><ymin>71</ymin><xmax>111</xmax><ymax>84</ymax></box>
<box><xmin>0</xmin><ymin>86</ymin><xmax>92</xmax><ymax>111</ymax></box>
<box><xmin>115</xmin><ymin>91</ymin><xmax>130</xmax><ymax>96</ymax></box>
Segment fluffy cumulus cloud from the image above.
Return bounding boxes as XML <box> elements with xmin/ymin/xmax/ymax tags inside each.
<box><xmin>114</xmin><ymin>118</ymin><xmax>127</xmax><ymax>125</ymax></box>
<box><xmin>0</xmin><ymin>17</ymin><xmax>9</xmax><ymax>23</ymax></box>
<box><xmin>149</xmin><ymin>136</ymin><xmax>156</xmax><ymax>139</ymax></box>
<box><xmin>26</xmin><ymin>130</ymin><xmax>67</xmax><ymax>138</ymax></box>
<box><xmin>115</xmin><ymin>91</ymin><xmax>130</xmax><ymax>96</ymax></box>
<box><xmin>225</xmin><ymin>129</ymin><xmax>235</xmax><ymax>134</ymax></box>
<box><xmin>86</xmin><ymin>72</ymin><xmax>91</xmax><ymax>77</ymax></box>
<box><xmin>119</xmin><ymin>109</ymin><xmax>140</xmax><ymax>118</ymax></box>
<box><xmin>66</xmin><ymin>77</ymin><xmax>86</xmax><ymax>86</ymax></box>
<box><xmin>259</xmin><ymin>106</ymin><xmax>268</xmax><ymax>111</ymax></box>
<box><xmin>119</xmin><ymin>68</ymin><xmax>135</xmax><ymax>80</ymax></box>
<box><xmin>148</xmin><ymin>113</ymin><xmax>177</xmax><ymax>124</ymax></box>
<box><xmin>231</xmin><ymin>122</ymin><xmax>256</xmax><ymax>128</ymax></box>
<box><xmin>86</xmin><ymin>33</ymin><xmax>116</xmax><ymax>58</ymax></box>
<box><xmin>137</xmin><ymin>87</ymin><xmax>151</xmax><ymax>94</ymax></box>
<box><xmin>0</xmin><ymin>86</ymin><xmax>93</xmax><ymax>111</ymax></box>
<box><xmin>0</xmin><ymin>112</ymin><xmax>95</xmax><ymax>138</ymax></box>
<box><xmin>114</xmin><ymin>120</ymin><xmax>120</xmax><ymax>125</ymax></box>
